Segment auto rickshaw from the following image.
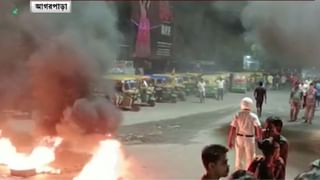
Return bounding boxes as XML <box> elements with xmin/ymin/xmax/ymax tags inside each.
<box><xmin>104</xmin><ymin>74</ymin><xmax>141</xmax><ymax>111</ymax></box>
<box><xmin>135</xmin><ymin>75</ymin><xmax>156</xmax><ymax>107</ymax></box>
<box><xmin>178</xmin><ymin>73</ymin><xmax>201</xmax><ymax>96</ymax></box>
<box><xmin>150</xmin><ymin>74</ymin><xmax>178</xmax><ymax>103</ymax></box>
<box><xmin>202</xmin><ymin>74</ymin><xmax>219</xmax><ymax>99</ymax></box>
<box><xmin>158</xmin><ymin>74</ymin><xmax>187</xmax><ymax>101</ymax></box>
<box><xmin>230</xmin><ymin>72</ymin><xmax>249</xmax><ymax>93</ymax></box>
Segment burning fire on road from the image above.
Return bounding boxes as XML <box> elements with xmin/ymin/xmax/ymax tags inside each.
<box><xmin>0</xmin><ymin>131</ymin><xmax>62</xmax><ymax>177</ymax></box>
<box><xmin>74</xmin><ymin>138</ymin><xmax>126</xmax><ymax>180</ymax></box>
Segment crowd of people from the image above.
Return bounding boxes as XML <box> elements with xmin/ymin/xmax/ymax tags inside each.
<box><xmin>200</xmin><ymin>95</ymin><xmax>318</xmax><ymax>180</ymax></box>
<box><xmin>289</xmin><ymin>79</ymin><xmax>320</xmax><ymax>124</ymax></box>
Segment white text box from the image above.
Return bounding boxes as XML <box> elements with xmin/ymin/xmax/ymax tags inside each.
<box><xmin>30</xmin><ymin>1</ymin><xmax>71</xmax><ymax>13</ymax></box>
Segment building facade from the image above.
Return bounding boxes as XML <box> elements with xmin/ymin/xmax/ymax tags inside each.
<box><xmin>129</xmin><ymin>1</ymin><xmax>174</xmax><ymax>74</ymax></box>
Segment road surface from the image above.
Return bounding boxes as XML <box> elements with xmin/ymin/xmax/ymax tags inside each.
<box><xmin>0</xmin><ymin>90</ymin><xmax>319</xmax><ymax>179</ymax></box>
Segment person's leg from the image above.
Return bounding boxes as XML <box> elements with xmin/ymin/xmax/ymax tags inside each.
<box><xmin>304</xmin><ymin>105</ymin><xmax>310</xmax><ymax>123</ymax></box>
<box><xmin>244</xmin><ymin>137</ymin><xmax>255</xmax><ymax>169</ymax></box>
<box><xmin>294</xmin><ymin>102</ymin><xmax>300</xmax><ymax>121</ymax></box>
<box><xmin>290</xmin><ymin>103</ymin><xmax>294</xmax><ymax>121</ymax></box>
<box><xmin>221</xmin><ymin>88</ymin><xmax>224</xmax><ymax>100</ymax></box>
<box><xmin>309</xmin><ymin>104</ymin><xmax>315</xmax><ymax>124</ymax></box>
<box><xmin>235</xmin><ymin>136</ymin><xmax>244</xmax><ymax>170</ymax></box>
<box><xmin>256</xmin><ymin>101</ymin><xmax>262</xmax><ymax>117</ymax></box>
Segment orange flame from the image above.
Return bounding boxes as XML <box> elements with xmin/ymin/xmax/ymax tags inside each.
<box><xmin>74</xmin><ymin>139</ymin><xmax>125</xmax><ymax>180</ymax></box>
<box><xmin>0</xmin><ymin>131</ymin><xmax>62</xmax><ymax>174</ymax></box>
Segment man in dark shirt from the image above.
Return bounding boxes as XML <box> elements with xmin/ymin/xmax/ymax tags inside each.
<box><xmin>201</xmin><ymin>144</ymin><xmax>230</xmax><ymax>180</ymax></box>
<box><xmin>254</xmin><ymin>81</ymin><xmax>267</xmax><ymax>118</ymax></box>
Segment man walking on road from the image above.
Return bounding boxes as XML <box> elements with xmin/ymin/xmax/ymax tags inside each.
<box><xmin>217</xmin><ymin>77</ymin><xmax>225</xmax><ymax>101</ymax></box>
<box><xmin>227</xmin><ymin>97</ymin><xmax>262</xmax><ymax>170</ymax></box>
<box><xmin>254</xmin><ymin>81</ymin><xmax>267</xmax><ymax>118</ymax></box>
<box><xmin>304</xmin><ymin>82</ymin><xmax>317</xmax><ymax>124</ymax></box>
<box><xmin>198</xmin><ymin>78</ymin><xmax>206</xmax><ymax>103</ymax></box>
<box><xmin>289</xmin><ymin>82</ymin><xmax>303</xmax><ymax>122</ymax></box>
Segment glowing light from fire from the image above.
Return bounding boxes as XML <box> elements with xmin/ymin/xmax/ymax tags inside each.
<box><xmin>74</xmin><ymin>139</ymin><xmax>124</xmax><ymax>180</ymax></box>
<box><xmin>0</xmin><ymin>137</ymin><xmax>16</xmax><ymax>165</ymax></box>
<box><xmin>0</xmin><ymin>132</ymin><xmax>62</xmax><ymax>174</ymax></box>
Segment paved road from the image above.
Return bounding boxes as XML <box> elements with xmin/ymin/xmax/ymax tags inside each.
<box><xmin>121</xmin><ymin>90</ymin><xmax>320</xmax><ymax>179</ymax></box>
<box><xmin>1</xmin><ymin>90</ymin><xmax>320</xmax><ymax>179</ymax></box>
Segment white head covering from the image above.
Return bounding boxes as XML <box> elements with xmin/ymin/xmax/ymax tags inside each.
<box><xmin>240</xmin><ymin>97</ymin><xmax>253</xmax><ymax>110</ymax></box>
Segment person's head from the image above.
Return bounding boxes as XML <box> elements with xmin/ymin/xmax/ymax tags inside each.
<box><xmin>258</xmin><ymin>138</ymin><xmax>280</xmax><ymax>160</ymax></box>
<box><xmin>264</xmin><ymin>117</ymin><xmax>273</xmax><ymax>129</ymax></box>
<box><xmin>258</xmin><ymin>81</ymin><xmax>263</xmax><ymax>87</ymax></box>
<box><xmin>265</xmin><ymin>116</ymin><xmax>283</xmax><ymax>136</ymax></box>
<box><xmin>310</xmin><ymin>82</ymin><xmax>314</xmax><ymax>88</ymax></box>
<box><xmin>272</xmin><ymin>118</ymin><xmax>283</xmax><ymax>134</ymax></box>
<box><xmin>202</xmin><ymin>144</ymin><xmax>229</xmax><ymax>178</ymax></box>
<box><xmin>240</xmin><ymin>97</ymin><xmax>253</xmax><ymax>111</ymax></box>
<box><xmin>229</xmin><ymin>170</ymin><xmax>257</xmax><ymax>180</ymax></box>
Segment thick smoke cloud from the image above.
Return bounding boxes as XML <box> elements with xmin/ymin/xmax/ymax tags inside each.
<box><xmin>172</xmin><ymin>2</ymin><xmax>246</xmax><ymax>71</ymax></box>
<box><xmin>241</xmin><ymin>1</ymin><xmax>320</xmax><ymax>68</ymax></box>
<box><xmin>0</xmin><ymin>1</ymin><xmax>122</xmax><ymax>134</ymax></box>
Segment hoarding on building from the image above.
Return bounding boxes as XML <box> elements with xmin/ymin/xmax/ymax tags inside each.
<box><xmin>131</xmin><ymin>1</ymin><xmax>173</xmax><ymax>60</ymax></box>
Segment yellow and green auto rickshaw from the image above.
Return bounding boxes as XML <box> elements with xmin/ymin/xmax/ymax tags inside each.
<box><xmin>230</xmin><ymin>72</ymin><xmax>249</xmax><ymax>93</ymax></box>
<box><xmin>202</xmin><ymin>74</ymin><xmax>219</xmax><ymax>99</ymax></box>
<box><xmin>178</xmin><ymin>73</ymin><xmax>202</xmax><ymax>96</ymax></box>
<box><xmin>104</xmin><ymin>74</ymin><xmax>140</xmax><ymax>111</ymax></box>
<box><xmin>162</xmin><ymin>73</ymin><xmax>187</xmax><ymax>101</ymax></box>
<box><xmin>150</xmin><ymin>74</ymin><xmax>178</xmax><ymax>103</ymax></box>
<box><xmin>135</xmin><ymin>75</ymin><xmax>156</xmax><ymax>107</ymax></box>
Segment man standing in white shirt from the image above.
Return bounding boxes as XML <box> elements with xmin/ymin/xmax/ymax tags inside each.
<box><xmin>217</xmin><ymin>77</ymin><xmax>225</xmax><ymax>101</ymax></box>
<box><xmin>227</xmin><ymin>97</ymin><xmax>262</xmax><ymax>170</ymax></box>
<box><xmin>198</xmin><ymin>78</ymin><xmax>206</xmax><ymax>103</ymax></box>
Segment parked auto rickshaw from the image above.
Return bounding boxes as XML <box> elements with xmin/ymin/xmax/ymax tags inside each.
<box><xmin>150</xmin><ymin>74</ymin><xmax>178</xmax><ymax>103</ymax></box>
<box><xmin>135</xmin><ymin>75</ymin><xmax>156</xmax><ymax>107</ymax></box>
<box><xmin>230</xmin><ymin>72</ymin><xmax>249</xmax><ymax>93</ymax></box>
<box><xmin>173</xmin><ymin>74</ymin><xmax>187</xmax><ymax>101</ymax></box>
<box><xmin>202</xmin><ymin>74</ymin><xmax>219</xmax><ymax>99</ymax></box>
<box><xmin>178</xmin><ymin>73</ymin><xmax>201</xmax><ymax>96</ymax></box>
<box><xmin>161</xmin><ymin>74</ymin><xmax>186</xmax><ymax>101</ymax></box>
<box><xmin>104</xmin><ymin>74</ymin><xmax>140</xmax><ymax>111</ymax></box>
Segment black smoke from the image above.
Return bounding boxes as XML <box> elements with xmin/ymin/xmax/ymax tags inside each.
<box><xmin>241</xmin><ymin>1</ymin><xmax>320</xmax><ymax>68</ymax></box>
<box><xmin>0</xmin><ymin>1</ymin><xmax>122</xmax><ymax>135</ymax></box>
<box><xmin>172</xmin><ymin>1</ymin><xmax>247</xmax><ymax>71</ymax></box>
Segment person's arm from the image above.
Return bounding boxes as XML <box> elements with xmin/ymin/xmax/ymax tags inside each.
<box><xmin>228</xmin><ymin>116</ymin><xmax>237</xmax><ymax>149</ymax></box>
<box><xmin>264</xmin><ymin>90</ymin><xmax>267</xmax><ymax>104</ymax></box>
<box><xmin>247</xmin><ymin>160</ymin><xmax>256</xmax><ymax>173</ymax></box>
<box><xmin>282</xmin><ymin>142</ymin><xmax>289</xmax><ymax>165</ymax></box>
<box><xmin>255</xmin><ymin>126</ymin><xmax>262</xmax><ymax>141</ymax></box>
<box><xmin>289</xmin><ymin>91</ymin><xmax>293</xmax><ymax>104</ymax></box>
<box><xmin>254</xmin><ymin>88</ymin><xmax>257</xmax><ymax>99</ymax></box>
<box><xmin>227</xmin><ymin>126</ymin><xmax>236</xmax><ymax>149</ymax></box>
<box><xmin>254</xmin><ymin>117</ymin><xmax>262</xmax><ymax>141</ymax></box>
